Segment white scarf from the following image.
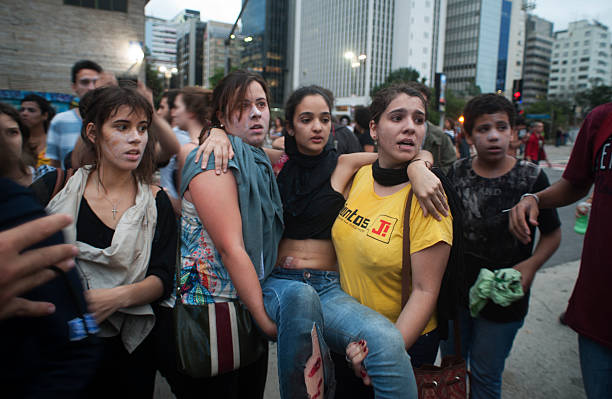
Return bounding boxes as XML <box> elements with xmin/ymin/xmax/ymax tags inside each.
<box><xmin>47</xmin><ymin>167</ymin><xmax>157</xmax><ymax>353</ymax></box>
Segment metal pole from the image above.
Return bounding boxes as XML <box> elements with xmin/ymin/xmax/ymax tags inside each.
<box><xmin>225</xmin><ymin>0</ymin><xmax>250</xmax><ymax>75</ymax></box>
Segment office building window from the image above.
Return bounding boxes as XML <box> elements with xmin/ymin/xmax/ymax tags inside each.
<box><xmin>64</xmin><ymin>0</ymin><xmax>127</xmax><ymax>12</ymax></box>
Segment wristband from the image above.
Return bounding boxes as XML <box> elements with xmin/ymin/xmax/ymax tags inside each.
<box><xmin>520</xmin><ymin>193</ymin><xmax>540</xmax><ymax>204</ymax></box>
<box><xmin>410</xmin><ymin>158</ymin><xmax>432</xmax><ymax>169</ymax></box>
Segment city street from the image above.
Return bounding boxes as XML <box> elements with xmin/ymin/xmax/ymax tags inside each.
<box><xmin>155</xmin><ymin>142</ymin><xmax>589</xmax><ymax>399</ymax></box>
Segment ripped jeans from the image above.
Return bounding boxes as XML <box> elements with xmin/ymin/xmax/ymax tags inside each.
<box><xmin>262</xmin><ymin>267</ymin><xmax>417</xmax><ymax>399</ymax></box>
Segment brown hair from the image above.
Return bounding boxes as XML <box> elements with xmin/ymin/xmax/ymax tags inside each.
<box><xmin>0</xmin><ymin>102</ymin><xmax>36</xmax><ymax>172</ymax></box>
<box><xmin>369</xmin><ymin>84</ymin><xmax>427</xmax><ymax>124</ymax></box>
<box><xmin>211</xmin><ymin>69</ymin><xmax>271</xmax><ymax>127</ymax></box>
<box><xmin>179</xmin><ymin>86</ymin><xmax>212</xmax><ymax>127</ymax></box>
<box><xmin>79</xmin><ymin>86</ymin><xmax>155</xmax><ymax>183</ymax></box>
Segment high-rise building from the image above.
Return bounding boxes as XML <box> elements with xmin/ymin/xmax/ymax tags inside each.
<box><xmin>240</xmin><ymin>0</ymin><xmax>288</xmax><ymax>108</ymax></box>
<box><xmin>174</xmin><ymin>10</ymin><xmax>206</xmax><ymax>87</ymax></box>
<box><xmin>392</xmin><ymin>0</ymin><xmax>447</xmax><ymax>86</ymax></box>
<box><xmin>292</xmin><ymin>0</ymin><xmax>396</xmax><ymax>111</ymax></box>
<box><xmin>548</xmin><ymin>20</ymin><xmax>612</xmax><ymax>100</ymax></box>
<box><xmin>444</xmin><ymin>0</ymin><xmax>525</xmax><ymax>95</ymax></box>
<box><xmin>522</xmin><ymin>14</ymin><xmax>554</xmax><ymax>103</ymax></box>
<box><xmin>498</xmin><ymin>0</ymin><xmax>526</xmax><ymax>97</ymax></box>
<box><xmin>202</xmin><ymin>21</ymin><xmax>243</xmax><ymax>89</ymax></box>
<box><xmin>145</xmin><ymin>16</ymin><xmax>179</xmax><ymax>74</ymax></box>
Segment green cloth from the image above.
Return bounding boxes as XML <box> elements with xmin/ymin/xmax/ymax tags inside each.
<box><xmin>180</xmin><ymin>135</ymin><xmax>284</xmax><ymax>281</ymax></box>
<box><xmin>469</xmin><ymin>268</ymin><xmax>525</xmax><ymax>318</ymax></box>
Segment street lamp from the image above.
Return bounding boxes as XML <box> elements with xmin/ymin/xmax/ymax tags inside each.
<box><xmin>343</xmin><ymin>50</ymin><xmax>367</xmax><ymax>98</ymax></box>
<box><xmin>158</xmin><ymin>65</ymin><xmax>177</xmax><ymax>89</ymax></box>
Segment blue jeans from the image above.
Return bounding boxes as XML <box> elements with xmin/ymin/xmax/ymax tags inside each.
<box><xmin>440</xmin><ymin>307</ymin><xmax>524</xmax><ymax>399</ymax></box>
<box><xmin>262</xmin><ymin>268</ymin><xmax>417</xmax><ymax>399</ymax></box>
<box><xmin>579</xmin><ymin>334</ymin><xmax>612</xmax><ymax>399</ymax></box>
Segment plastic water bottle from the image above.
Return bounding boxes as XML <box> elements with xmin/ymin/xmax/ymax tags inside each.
<box><xmin>574</xmin><ymin>202</ymin><xmax>591</xmax><ymax>235</ymax></box>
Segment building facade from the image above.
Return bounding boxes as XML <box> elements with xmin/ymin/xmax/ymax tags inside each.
<box><xmin>0</xmin><ymin>0</ymin><xmax>146</xmax><ymax>94</ymax></box>
<box><xmin>202</xmin><ymin>21</ymin><xmax>243</xmax><ymax>89</ymax></box>
<box><xmin>293</xmin><ymin>0</ymin><xmax>395</xmax><ymax>110</ymax></box>
<box><xmin>444</xmin><ymin>0</ymin><xmax>525</xmax><ymax>96</ymax></box>
<box><xmin>522</xmin><ymin>14</ymin><xmax>554</xmax><ymax>103</ymax></box>
<box><xmin>175</xmin><ymin>10</ymin><xmax>206</xmax><ymax>87</ymax></box>
<box><xmin>240</xmin><ymin>0</ymin><xmax>288</xmax><ymax>108</ymax></box>
<box><xmin>145</xmin><ymin>16</ymin><xmax>179</xmax><ymax>74</ymax></box>
<box><xmin>548</xmin><ymin>20</ymin><xmax>612</xmax><ymax>100</ymax></box>
<box><xmin>392</xmin><ymin>0</ymin><xmax>447</xmax><ymax>86</ymax></box>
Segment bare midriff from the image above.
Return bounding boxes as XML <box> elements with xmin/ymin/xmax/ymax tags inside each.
<box><xmin>276</xmin><ymin>238</ymin><xmax>338</xmax><ymax>271</ymax></box>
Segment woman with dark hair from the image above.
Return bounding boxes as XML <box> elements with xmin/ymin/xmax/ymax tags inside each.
<box><xmin>0</xmin><ymin>102</ymin><xmax>39</xmax><ymax>185</ymax></box>
<box><xmin>334</xmin><ymin>85</ymin><xmax>453</xmax><ymax>377</ymax></box>
<box><xmin>32</xmin><ymin>86</ymin><xmax>177</xmax><ymax>399</ymax></box>
<box><xmin>20</xmin><ymin>94</ymin><xmax>56</xmax><ymax>167</ymax></box>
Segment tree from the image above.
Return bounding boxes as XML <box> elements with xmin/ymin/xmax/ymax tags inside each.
<box><xmin>209</xmin><ymin>66</ymin><xmax>240</xmax><ymax>90</ymax></box>
<box><xmin>524</xmin><ymin>99</ymin><xmax>573</xmax><ymax>137</ymax></box>
<box><xmin>143</xmin><ymin>47</ymin><xmax>164</xmax><ymax>105</ymax></box>
<box><xmin>428</xmin><ymin>88</ymin><xmax>466</xmax><ymax>125</ymax></box>
<box><xmin>574</xmin><ymin>82</ymin><xmax>612</xmax><ymax>115</ymax></box>
<box><xmin>370</xmin><ymin>67</ymin><xmax>424</xmax><ymax>97</ymax></box>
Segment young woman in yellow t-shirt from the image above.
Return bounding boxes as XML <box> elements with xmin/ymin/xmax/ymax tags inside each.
<box><xmin>332</xmin><ymin>85</ymin><xmax>453</xmax><ymax>380</ymax></box>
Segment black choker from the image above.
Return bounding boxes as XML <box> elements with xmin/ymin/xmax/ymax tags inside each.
<box><xmin>372</xmin><ymin>160</ymin><xmax>409</xmax><ymax>186</ymax></box>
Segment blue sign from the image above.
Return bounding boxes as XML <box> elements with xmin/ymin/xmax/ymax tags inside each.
<box><xmin>525</xmin><ymin>113</ymin><xmax>551</xmax><ymax>120</ymax></box>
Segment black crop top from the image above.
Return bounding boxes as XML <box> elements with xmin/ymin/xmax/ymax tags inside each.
<box><xmin>281</xmin><ymin>181</ymin><xmax>346</xmax><ymax>240</ymax></box>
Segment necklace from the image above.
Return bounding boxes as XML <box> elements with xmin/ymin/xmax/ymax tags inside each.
<box><xmin>96</xmin><ymin>181</ymin><xmax>121</xmax><ymax>220</ymax></box>
<box><xmin>102</xmin><ymin>194</ymin><xmax>120</xmax><ymax>219</ymax></box>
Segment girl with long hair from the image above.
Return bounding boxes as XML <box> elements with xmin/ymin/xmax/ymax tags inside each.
<box><xmin>36</xmin><ymin>86</ymin><xmax>177</xmax><ymax>398</ymax></box>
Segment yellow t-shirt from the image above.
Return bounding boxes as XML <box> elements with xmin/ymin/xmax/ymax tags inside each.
<box><xmin>331</xmin><ymin>165</ymin><xmax>453</xmax><ymax>334</ymax></box>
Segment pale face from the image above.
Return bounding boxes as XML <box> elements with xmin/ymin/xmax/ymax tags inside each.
<box><xmin>289</xmin><ymin>94</ymin><xmax>331</xmax><ymax>156</ymax></box>
<box><xmin>0</xmin><ymin>113</ymin><xmax>22</xmax><ymax>159</ymax></box>
<box><xmin>467</xmin><ymin>112</ymin><xmax>512</xmax><ymax>164</ymax></box>
<box><xmin>370</xmin><ymin>93</ymin><xmax>427</xmax><ymax>168</ymax></box>
<box><xmin>87</xmin><ymin>105</ymin><xmax>148</xmax><ymax>173</ymax></box>
<box><xmin>72</xmin><ymin>68</ymin><xmax>100</xmax><ymax>98</ymax></box>
<box><xmin>20</xmin><ymin>101</ymin><xmax>47</xmax><ymax>129</ymax></box>
<box><xmin>222</xmin><ymin>81</ymin><xmax>270</xmax><ymax>148</ymax></box>
<box><xmin>170</xmin><ymin>94</ymin><xmax>190</xmax><ymax>131</ymax></box>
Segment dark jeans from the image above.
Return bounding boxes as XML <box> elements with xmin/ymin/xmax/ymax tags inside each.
<box><xmin>333</xmin><ymin>328</ymin><xmax>440</xmax><ymax>398</ymax></box>
<box><xmin>153</xmin><ymin>305</ymin><xmax>268</xmax><ymax>399</ymax></box>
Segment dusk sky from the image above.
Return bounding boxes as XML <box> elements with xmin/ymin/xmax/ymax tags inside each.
<box><xmin>146</xmin><ymin>0</ymin><xmax>612</xmax><ymax>33</ymax></box>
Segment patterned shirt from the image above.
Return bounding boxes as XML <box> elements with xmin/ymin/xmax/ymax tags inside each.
<box><xmin>179</xmin><ymin>200</ymin><xmax>237</xmax><ymax>305</ymax></box>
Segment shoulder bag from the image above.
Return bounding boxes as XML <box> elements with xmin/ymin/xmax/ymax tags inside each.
<box><xmin>173</xmin><ymin>245</ymin><xmax>267</xmax><ymax>378</ymax></box>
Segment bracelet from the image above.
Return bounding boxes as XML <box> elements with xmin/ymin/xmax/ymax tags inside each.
<box><xmin>410</xmin><ymin>158</ymin><xmax>432</xmax><ymax>169</ymax></box>
<box><xmin>520</xmin><ymin>193</ymin><xmax>540</xmax><ymax>204</ymax></box>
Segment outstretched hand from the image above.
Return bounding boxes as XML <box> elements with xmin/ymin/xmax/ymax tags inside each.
<box><xmin>0</xmin><ymin>214</ymin><xmax>78</xmax><ymax>320</ymax></box>
<box><xmin>509</xmin><ymin>196</ymin><xmax>539</xmax><ymax>244</ymax></box>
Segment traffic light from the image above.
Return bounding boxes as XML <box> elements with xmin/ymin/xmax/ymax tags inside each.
<box><xmin>512</xmin><ymin>79</ymin><xmax>523</xmax><ymax>104</ymax></box>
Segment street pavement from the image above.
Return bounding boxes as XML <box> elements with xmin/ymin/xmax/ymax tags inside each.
<box><xmin>156</xmin><ymin>142</ymin><xmax>589</xmax><ymax>398</ymax></box>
